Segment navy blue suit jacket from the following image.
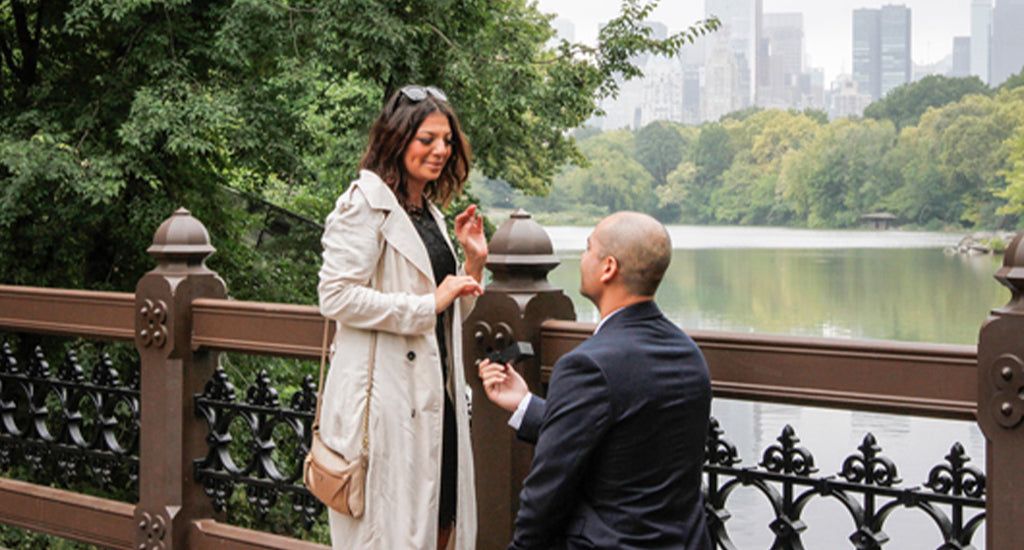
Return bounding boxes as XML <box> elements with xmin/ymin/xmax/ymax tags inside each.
<box><xmin>511</xmin><ymin>301</ymin><xmax>712</xmax><ymax>550</ymax></box>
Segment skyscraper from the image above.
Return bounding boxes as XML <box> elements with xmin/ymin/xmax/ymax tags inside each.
<box><xmin>879</xmin><ymin>5</ymin><xmax>912</xmax><ymax>96</ymax></box>
<box><xmin>852</xmin><ymin>5</ymin><xmax>911</xmax><ymax>101</ymax></box>
<box><xmin>991</xmin><ymin>0</ymin><xmax>1024</xmax><ymax>85</ymax></box>
<box><xmin>758</xmin><ymin>13</ymin><xmax>805</xmax><ymax>108</ymax></box>
<box><xmin>852</xmin><ymin>8</ymin><xmax>881</xmax><ymax>99</ymax></box>
<box><xmin>952</xmin><ymin>37</ymin><xmax>971</xmax><ymax>77</ymax></box>
<box><xmin>704</xmin><ymin>41</ymin><xmax>745</xmax><ymax>121</ymax></box>
<box><xmin>705</xmin><ymin>0</ymin><xmax>762</xmax><ymax>108</ymax></box>
<box><xmin>971</xmin><ymin>0</ymin><xmax>992</xmax><ymax>84</ymax></box>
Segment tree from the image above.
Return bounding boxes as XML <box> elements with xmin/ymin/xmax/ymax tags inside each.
<box><xmin>687</xmin><ymin>123</ymin><xmax>735</xmax><ymax>222</ymax></box>
<box><xmin>0</xmin><ymin>0</ymin><xmax>719</xmax><ymax>295</ymax></box>
<box><xmin>863</xmin><ymin>74</ymin><xmax>991</xmax><ymax>131</ymax></box>
<box><xmin>998</xmin><ymin>67</ymin><xmax>1024</xmax><ymax>92</ymax></box>
<box><xmin>555</xmin><ymin>129</ymin><xmax>656</xmax><ymax>214</ymax></box>
<box><xmin>888</xmin><ymin>90</ymin><xmax>1024</xmax><ymax>228</ymax></box>
<box><xmin>634</xmin><ymin>120</ymin><xmax>686</xmax><ymax>188</ymax></box>
<box><xmin>996</xmin><ymin>126</ymin><xmax>1024</xmax><ymax>217</ymax></box>
<box><xmin>710</xmin><ymin>110</ymin><xmax>821</xmax><ymax>225</ymax></box>
<box><xmin>779</xmin><ymin>118</ymin><xmax>896</xmax><ymax>227</ymax></box>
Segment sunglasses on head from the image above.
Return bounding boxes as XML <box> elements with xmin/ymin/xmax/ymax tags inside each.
<box><xmin>399</xmin><ymin>85</ymin><xmax>448</xmax><ymax>103</ymax></box>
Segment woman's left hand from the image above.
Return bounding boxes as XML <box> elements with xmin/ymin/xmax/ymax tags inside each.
<box><xmin>455</xmin><ymin>205</ymin><xmax>488</xmax><ymax>279</ymax></box>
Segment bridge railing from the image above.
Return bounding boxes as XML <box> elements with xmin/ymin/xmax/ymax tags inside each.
<box><xmin>0</xmin><ymin>207</ymin><xmax>1020</xmax><ymax>549</ymax></box>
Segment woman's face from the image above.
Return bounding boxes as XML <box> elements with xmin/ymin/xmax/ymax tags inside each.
<box><xmin>403</xmin><ymin>112</ymin><xmax>452</xmax><ymax>192</ymax></box>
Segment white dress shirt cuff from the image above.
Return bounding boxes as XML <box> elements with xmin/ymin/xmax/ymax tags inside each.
<box><xmin>508</xmin><ymin>393</ymin><xmax>533</xmax><ymax>430</ymax></box>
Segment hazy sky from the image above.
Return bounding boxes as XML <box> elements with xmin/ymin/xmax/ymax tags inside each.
<box><xmin>535</xmin><ymin>0</ymin><xmax>973</xmax><ymax>83</ymax></box>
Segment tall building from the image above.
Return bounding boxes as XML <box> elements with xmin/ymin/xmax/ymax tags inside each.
<box><xmin>704</xmin><ymin>40</ymin><xmax>745</xmax><ymax>121</ymax></box>
<box><xmin>830</xmin><ymin>78</ymin><xmax>873</xmax><ymax>119</ymax></box>
<box><xmin>592</xmin><ymin>21</ymin><xmax>669</xmax><ymax>130</ymax></box>
<box><xmin>640</xmin><ymin>55</ymin><xmax>686</xmax><ymax>127</ymax></box>
<box><xmin>952</xmin><ymin>37</ymin><xmax>971</xmax><ymax>77</ymax></box>
<box><xmin>971</xmin><ymin>0</ymin><xmax>992</xmax><ymax>84</ymax></box>
<box><xmin>758</xmin><ymin>13</ymin><xmax>805</xmax><ymax>109</ymax></box>
<box><xmin>852</xmin><ymin>5</ymin><xmax>911</xmax><ymax>100</ymax></box>
<box><xmin>879</xmin><ymin>5</ymin><xmax>912</xmax><ymax>96</ymax></box>
<box><xmin>852</xmin><ymin>8</ymin><xmax>881</xmax><ymax>99</ymax></box>
<box><xmin>991</xmin><ymin>0</ymin><xmax>1024</xmax><ymax>85</ymax></box>
<box><xmin>705</xmin><ymin>0</ymin><xmax>762</xmax><ymax>108</ymax></box>
<box><xmin>801</xmin><ymin>68</ymin><xmax>826</xmax><ymax>110</ymax></box>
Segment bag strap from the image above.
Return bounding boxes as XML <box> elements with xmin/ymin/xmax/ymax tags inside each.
<box><xmin>313</xmin><ymin>242</ymin><xmax>385</xmax><ymax>457</ymax></box>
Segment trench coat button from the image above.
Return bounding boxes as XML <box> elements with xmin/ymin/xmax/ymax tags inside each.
<box><xmin>407</xmin><ymin>351</ymin><xmax>416</xmax><ymax>361</ymax></box>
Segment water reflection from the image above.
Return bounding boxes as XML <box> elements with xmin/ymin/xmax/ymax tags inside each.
<box><xmin>550</xmin><ymin>248</ymin><xmax>1006</xmax><ymax>345</ymax></box>
<box><xmin>542</xmin><ymin>225</ymin><xmax>996</xmax><ymax>549</ymax></box>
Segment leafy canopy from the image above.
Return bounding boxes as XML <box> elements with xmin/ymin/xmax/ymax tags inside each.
<box><xmin>0</xmin><ymin>0</ymin><xmax>718</xmax><ymax>295</ymax></box>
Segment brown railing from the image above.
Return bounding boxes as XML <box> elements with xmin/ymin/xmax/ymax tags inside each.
<box><xmin>0</xmin><ymin>207</ymin><xmax>1022</xmax><ymax>548</ymax></box>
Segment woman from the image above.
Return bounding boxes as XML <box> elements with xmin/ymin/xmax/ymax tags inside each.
<box><xmin>317</xmin><ymin>85</ymin><xmax>486</xmax><ymax>549</ymax></box>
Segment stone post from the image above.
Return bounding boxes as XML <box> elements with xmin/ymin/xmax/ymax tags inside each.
<box><xmin>133</xmin><ymin>208</ymin><xmax>227</xmax><ymax>549</ymax></box>
<box><xmin>462</xmin><ymin>210</ymin><xmax>576</xmax><ymax>549</ymax></box>
<box><xmin>978</xmin><ymin>229</ymin><xmax>1024</xmax><ymax>549</ymax></box>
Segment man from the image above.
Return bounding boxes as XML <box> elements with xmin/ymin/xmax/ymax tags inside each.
<box><xmin>479</xmin><ymin>211</ymin><xmax>712</xmax><ymax>550</ymax></box>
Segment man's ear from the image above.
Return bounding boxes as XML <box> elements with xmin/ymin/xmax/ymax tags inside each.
<box><xmin>599</xmin><ymin>255</ymin><xmax>618</xmax><ymax>284</ymax></box>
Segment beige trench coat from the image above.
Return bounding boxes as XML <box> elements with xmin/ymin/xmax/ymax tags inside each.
<box><xmin>318</xmin><ymin>170</ymin><xmax>477</xmax><ymax>549</ymax></box>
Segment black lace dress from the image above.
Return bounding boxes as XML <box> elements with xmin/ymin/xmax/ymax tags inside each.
<box><xmin>407</xmin><ymin>205</ymin><xmax>459</xmax><ymax>530</ymax></box>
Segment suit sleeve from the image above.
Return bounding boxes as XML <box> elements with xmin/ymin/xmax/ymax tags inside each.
<box><xmin>317</xmin><ymin>189</ymin><xmax>435</xmax><ymax>335</ymax></box>
<box><xmin>515</xmin><ymin>395</ymin><xmax>546</xmax><ymax>445</ymax></box>
<box><xmin>509</xmin><ymin>354</ymin><xmax>611</xmax><ymax>550</ymax></box>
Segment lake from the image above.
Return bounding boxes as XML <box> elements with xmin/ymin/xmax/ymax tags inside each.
<box><xmin>542</xmin><ymin>225</ymin><xmax>1004</xmax><ymax>549</ymax></box>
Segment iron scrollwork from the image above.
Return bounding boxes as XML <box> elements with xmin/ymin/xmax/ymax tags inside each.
<box><xmin>704</xmin><ymin>418</ymin><xmax>985</xmax><ymax>549</ymax></box>
<box><xmin>0</xmin><ymin>339</ymin><xmax>140</xmax><ymax>497</ymax></box>
<box><xmin>193</xmin><ymin>365</ymin><xmax>323</xmax><ymax>529</ymax></box>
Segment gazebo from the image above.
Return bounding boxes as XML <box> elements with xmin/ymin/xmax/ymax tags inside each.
<box><xmin>862</xmin><ymin>212</ymin><xmax>897</xmax><ymax>230</ymax></box>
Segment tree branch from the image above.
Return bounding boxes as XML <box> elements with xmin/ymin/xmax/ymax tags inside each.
<box><xmin>0</xmin><ymin>24</ymin><xmax>17</xmax><ymax>76</ymax></box>
<box><xmin>264</xmin><ymin>0</ymin><xmax>320</xmax><ymax>15</ymax></box>
<box><xmin>11</xmin><ymin>0</ymin><xmax>37</xmax><ymax>84</ymax></box>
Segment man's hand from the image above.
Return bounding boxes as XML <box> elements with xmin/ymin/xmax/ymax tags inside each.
<box><xmin>478</xmin><ymin>358</ymin><xmax>528</xmax><ymax>412</ymax></box>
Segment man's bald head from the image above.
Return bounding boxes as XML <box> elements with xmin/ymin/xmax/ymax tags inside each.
<box><xmin>591</xmin><ymin>211</ymin><xmax>672</xmax><ymax>297</ymax></box>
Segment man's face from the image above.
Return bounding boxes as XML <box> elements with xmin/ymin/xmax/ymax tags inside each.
<box><xmin>579</xmin><ymin>231</ymin><xmax>602</xmax><ymax>304</ymax></box>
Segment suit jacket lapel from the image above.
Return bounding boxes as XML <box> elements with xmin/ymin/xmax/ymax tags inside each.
<box><xmin>354</xmin><ymin>171</ymin><xmax>436</xmax><ymax>284</ymax></box>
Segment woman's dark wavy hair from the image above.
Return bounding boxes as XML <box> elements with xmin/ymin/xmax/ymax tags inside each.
<box><xmin>359</xmin><ymin>87</ymin><xmax>471</xmax><ymax>208</ymax></box>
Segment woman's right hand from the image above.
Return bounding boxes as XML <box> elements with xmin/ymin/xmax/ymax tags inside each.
<box><xmin>434</xmin><ymin>275</ymin><xmax>483</xmax><ymax>313</ymax></box>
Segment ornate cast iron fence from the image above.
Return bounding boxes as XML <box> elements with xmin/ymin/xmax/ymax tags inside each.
<box><xmin>0</xmin><ymin>339</ymin><xmax>140</xmax><ymax>497</ymax></box>
<box><xmin>704</xmin><ymin>418</ymin><xmax>985</xmax><ymax>550</ymax></box>
<box><xmin>193</xmin><ymin>365</ymin><xmax>324</xmax><ymax>530</ymax></box>
<box><xmin>0</xmin><ymin>329</ymin><xmax>991</xmax><ymax>548</ymax></box>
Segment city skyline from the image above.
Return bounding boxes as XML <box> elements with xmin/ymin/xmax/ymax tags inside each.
<box><xmin>536</xmin><ymin>0</ymin><xmax>972</xmax><ymax>84</ymax></box>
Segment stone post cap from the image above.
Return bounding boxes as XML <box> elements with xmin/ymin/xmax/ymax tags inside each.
<box><xmin>486</xmin><ymin>210</ymin><xmax>560</xmax><ymax>286</ymax></box>
<box><xmin>146</xmin><ymin>207</ymin><xmax>217</xmax><ymax>265</ymax></box>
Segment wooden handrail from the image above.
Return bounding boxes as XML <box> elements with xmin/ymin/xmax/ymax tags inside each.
<box><xmin>541</xmin><ymin>319</ymin><xmax>978</xmax><ymax>421</ymax></box>
<box><xmin>0</xmin><ymin>285</ymin><xmax>134</xmax><ymax>341</ymax></box>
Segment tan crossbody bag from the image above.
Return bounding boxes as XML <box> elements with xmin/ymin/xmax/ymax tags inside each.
<box><xmin>303</xmin><ymin>254</ymin><xmax>382</xmax><ymax>518</ymax></box>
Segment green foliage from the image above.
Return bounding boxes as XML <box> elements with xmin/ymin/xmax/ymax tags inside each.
<box><xmin>863</xmin><ymin>74</ymin><xmax>992</xmax><ymax>131</ymax></box>
<box><xmin>778</xmin><ymin>118</ymin><xmax>896</xmax><ymax>227</ymax></box>
<box><xmin>718</xmin><ymin>106</ymin><xmax>763</xmax><ymax>123</ymax></box>
<box><xmin>557</xmin><ymin>130</ymin><xmax>657</xmax><ymax>213</ymax></box>
<box><xmin>887</xmin><ymin>90</ymin><xmax>1024</xmax><ymax>228</ymax></box>
<box><xmin>0</xmin><ymin>0</ymin><xmax>719</xmax><ymax>296</ymax></box>
<box><xmin>995</xmin><ymin>116</ymin><xmax>1024</xmax><ymax>217</ymax></box>
<box><xmin>533</xmin><ymin>88</ymin><xmax>1024</xmax><ymax>231</ymax></box>
<box><xmin>0</xmin><ymin>525</ymin><xmax>99</xmax><ymax>550</ymax></box>
<box><xmin>998</xmin><ymin>66</ymin><xmax>1024</xmax><ymax>92</ymax></box>
<box><xmin>634</xmin><ymin>120</ymin><xmax>686</xmax><ymax>188</ymax></box>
